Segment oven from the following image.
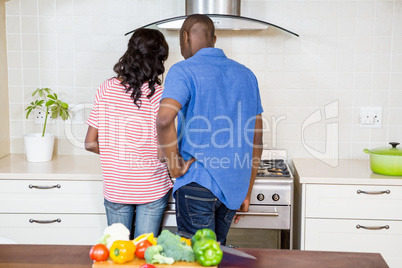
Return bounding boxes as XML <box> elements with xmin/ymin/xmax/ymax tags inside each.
<box><xmin>161</xmin><ymin>150</ymin><xmax>294</xmax><ymax>250</ymax></box>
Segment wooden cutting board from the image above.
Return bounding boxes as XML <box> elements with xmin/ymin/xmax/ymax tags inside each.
<box><xmin>92</xmin><ymin>258</ymin><xmax>217</xmax><ymax>268</ymax></box>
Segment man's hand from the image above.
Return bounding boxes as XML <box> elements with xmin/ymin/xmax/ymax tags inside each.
<box><xmin>233</xmin><ymin>197</ymin><xmax>250</xmax><ymax>224</ymax></box>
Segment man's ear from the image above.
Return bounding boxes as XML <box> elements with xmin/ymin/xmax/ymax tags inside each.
<box><xmin>182</xmin><ymin>30</ymin><xmax>189</xmax><ymax>45</ymax></box>
<box><xmin>213</xmin><ymin>35</ymin><xmax>217</xmax><ymax>45</ymax></box>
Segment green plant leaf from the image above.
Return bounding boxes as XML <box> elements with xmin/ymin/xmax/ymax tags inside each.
<box><xmin>35</xmin><ymin>100</ymin><xmax>44</xmax><ymax>106</ymax></box>
<box><xmin>26</xmin><ymin>108</ymin><xmax>32</xmax><ymax>119</ymax></box>
<box><xmin>51</xmin><ymin>110</ymin><xmax>58</xmax><ymax>119</ymax></box>
<box><xmin>61</xmin><ymin>102</ymin><xmax>69</xmax><ymax>109</ymax></box>
<box><xmin>32</xmin><ymin>88</ymin><xmax>39</xmax><ymax>96</ymax></box>
<box><xmin>47</xmin><ymin>94</ymin><xmax>56</xmax><ymax>100</ymax></box>
<box><xmin>46</xmin><ymin>100</ymin><xmax>55</xmax><ymax>106</ymax></box>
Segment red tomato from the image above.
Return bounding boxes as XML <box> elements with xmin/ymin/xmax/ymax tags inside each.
<box><xmin>89</xmin><ymin>244</ymin><xmax>109</xmax><ymax>261</ymax></box>
<box><xmin>135</xmin><ymin>240</ymin><xmax>153</xmax><ymax>259</ymax></box>
<box><xmin>139</xmin><ymin>264</ymin><xmax>157</xmax><ymax>268</ymax></box>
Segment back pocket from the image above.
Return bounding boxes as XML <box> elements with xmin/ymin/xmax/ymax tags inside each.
<box><xmin>185</xmin><ymin>195</ymin><xmax>217</xmax><ymax>227</ymax></box>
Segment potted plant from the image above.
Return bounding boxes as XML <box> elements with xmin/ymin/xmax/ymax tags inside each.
<box><xmin>24</xmin><ymin>88</ymin><xmax>70</xmax><ymax>162</ymax></box>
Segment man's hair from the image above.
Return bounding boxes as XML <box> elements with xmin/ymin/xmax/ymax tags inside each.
<box><xmin>182</xmin><ymin>14</ymin><xmax>215</xmax><ymax>42</ymax></box>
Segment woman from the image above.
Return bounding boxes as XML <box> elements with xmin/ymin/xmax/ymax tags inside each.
<box><xmin>85</xmin><ymin>28</ymin><xmax>171</xmax><ymax>238</ymax></box>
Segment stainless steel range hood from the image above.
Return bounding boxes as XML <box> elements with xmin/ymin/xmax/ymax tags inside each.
<box><xmin>125</xmin><ymin>0</ymin><xmax>298</xmax><ymax>37</ymax></box>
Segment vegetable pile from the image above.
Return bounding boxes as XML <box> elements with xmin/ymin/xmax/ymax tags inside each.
<box><xmin>89</xmin><ymin>223</ymin><xmax>223</xmax><ymax>267</ymax></box>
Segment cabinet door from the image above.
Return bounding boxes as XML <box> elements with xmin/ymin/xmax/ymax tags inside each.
<box><xmin>305</xmin><ymin>218</ymin><xmax>401</xmax><ymax>268</ymax></box>
<box><xmin>0</xmin><ymin>214</ymin><xmax>107</xmax><ymax>245</ymax></box>
<box><xmin>0</xmin><ymin>180</ymin><xmax>105</xmax><ymax>213</ymax></box>
<box><xmin>305</xmin><ymin>184</ymin><xmax>402</xmax><ymax>220</ymax></box>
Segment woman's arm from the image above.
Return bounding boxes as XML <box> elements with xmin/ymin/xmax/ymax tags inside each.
<box><xmin>84</xmin><ymin>125</ymin><xmax>100</xmax><ymax>154</ymax></box>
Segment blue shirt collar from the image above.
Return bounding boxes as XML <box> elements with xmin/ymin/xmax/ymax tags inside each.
<box><xmin>194</xmin><ymin>47</ymin><xmax>226</xmax><ymax>58</ymax></box>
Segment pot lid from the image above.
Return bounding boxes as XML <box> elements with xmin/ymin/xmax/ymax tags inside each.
<box><xmin>364</xmin><ymin>142</ymin><xmax>402</xmax><ymax>156</ymax></box>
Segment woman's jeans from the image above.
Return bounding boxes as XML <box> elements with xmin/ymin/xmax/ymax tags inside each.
<box><xmin>175</xmin><ymin>182</ymin><xmax>237</xmax><ymax>245</ymax></box>
<box><xmin>104</xmin><ymin>191</ymin><xmax>170</xmax><ymax>238</ymax></box>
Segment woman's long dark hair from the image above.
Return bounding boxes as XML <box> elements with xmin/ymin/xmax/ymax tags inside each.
<box><xmin>113</xmin><ymin>28</ymin><xmax>169</xmax><ymax>108</ymax></box>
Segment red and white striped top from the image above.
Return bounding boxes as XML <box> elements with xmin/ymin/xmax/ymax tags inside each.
<box><xmin>87</xmin><ymin>78</ymin><xmax>172</xmax><ymax>204</ymax></box>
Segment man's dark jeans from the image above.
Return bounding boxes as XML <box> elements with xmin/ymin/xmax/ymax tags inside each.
<box><xmin>175</xmin><ymin>182</ymin><xmax>237</xmax><ymax>245</ymax></box>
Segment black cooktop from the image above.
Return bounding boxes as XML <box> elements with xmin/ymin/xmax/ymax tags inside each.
<box><xmin>257</xmin><ymin>159</ymin><xmax>290</xmax><ymax>177</ymax></box>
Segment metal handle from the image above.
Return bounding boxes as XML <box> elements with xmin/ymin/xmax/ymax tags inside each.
<box><xmin>164</xmin><ymin>210</ymin><xmax>176</xmax><ymax>215</ymax></box>
<box><xmin>29</xmin><ymin>184</ymin><xmax>61</xmax><ymax>189</ymax></box>
<box><xmin>29</xmin><ymin>218</ymin><xmax>61</xmax><ymax>224</ymax></box>
<box><xmin>389</xmin><ymin>142</ymin><xmax>400</xmax><ymax>148</ymax></box>
<box><xmin>235</xmin><ymin>211</ymin><xmax>279</xmax><ymax>217</ymax></box>
<box><xmin>356</xmin><ymin>224</ymin><xmax>389</xmax><ymax>230</ymax></box>
<box><xmin>357</xmin><ymin>189</ymin><xmax>390</xmax><ymax>195</ymax></box>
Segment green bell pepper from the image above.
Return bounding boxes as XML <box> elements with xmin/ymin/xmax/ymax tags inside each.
<box><xmin>192</xmin><ymin>238</ymin><xmax>223</xmax><ymax>266</ymax></box>
<box><xmin>191</xmin><ymin>228</ymin><xmax>217</xmax><ymax>247</ymax></box>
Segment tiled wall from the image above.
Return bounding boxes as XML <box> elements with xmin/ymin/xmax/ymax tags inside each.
<box><xmin>6</xmin><ymin>0</ymin><xmax>402</xmax><ymax>160</ymax></box>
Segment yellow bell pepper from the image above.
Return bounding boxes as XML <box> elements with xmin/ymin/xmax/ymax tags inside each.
<box><xmin>109</xmin><ymin>240</ymin><xmax>136</xmax><ymax>264</ymax></box>
<box><xmin>180</xmin><ymin>237</ymin><xmax>191</xmax><ymax>246</ymax></box>
<box><xmin>133</xmin><ymin>232</ymin><xmax>157</xmax><ymax>246</ymax></box>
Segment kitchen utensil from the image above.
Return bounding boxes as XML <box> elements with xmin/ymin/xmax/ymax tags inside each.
<box><xmin>363</xmin><ymin>142</ymin><xmax>402</xmax><ymax>176</ymax></box>
<box><xmin>176</xmin><ymin>231</ymin><xmax>257</xmax><ymax>260</ymax></box>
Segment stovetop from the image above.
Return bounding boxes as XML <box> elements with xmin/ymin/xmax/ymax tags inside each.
<box><xmin>257</xmin><ymin>159</ymin><xmax>290</xmax><ymax>178</ymax></box>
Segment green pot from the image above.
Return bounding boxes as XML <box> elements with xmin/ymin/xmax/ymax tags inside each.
<box><xmin>363</xmin><ymin>142</ymin><xmax>402</xmax><ymax>176</ymax></box>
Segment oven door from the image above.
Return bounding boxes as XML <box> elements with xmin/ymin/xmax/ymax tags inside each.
<box><xmin>161</xmin><ymin>203</ymin><xmax>176</xmax><ymax>227</ymax></box>
<box><xmin>161</xmin><ymin>205</ymin><xmax>290</xmax><ymax>228</ymax></box>
<box><xmin>231</xmin><ymin>205</ymin><xmax>291</xmax><ymax>229</ymax></box>
<box><xmin>226</xmin><ymin>205</ymin><xmax>291</xmax><ymax>249</ymax></box>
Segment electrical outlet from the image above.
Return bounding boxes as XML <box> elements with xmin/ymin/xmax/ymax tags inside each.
<box><xmin>34</xmin><ymin>110</ymin><xmax>55</xmax><ymax>125</ymax></box>
<box><xmin>68</xmin><ymin>104</ymin><xmax>85</xmax><ymax>124</ymax></box>
<box><xmin>360</xmin><ymin>107</ymin><xmax>382</xmax><ymax>128</ymax></box>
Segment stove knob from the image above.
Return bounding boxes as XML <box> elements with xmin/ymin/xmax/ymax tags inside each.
<box><xmin>257</xmin><ymin>193</ymin><xmax>265</xmax><ymax>201</ymax></box>
<box><xmin>272</xmin><ymin>193</ymin><xmax>280</xmax><ymax>202</ymax></box>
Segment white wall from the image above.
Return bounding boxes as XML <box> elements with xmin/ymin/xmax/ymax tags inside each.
<box><xmin>5</xmin><ymin>0</ymin><xmax>402</xmax><ymax>160</ymax></box>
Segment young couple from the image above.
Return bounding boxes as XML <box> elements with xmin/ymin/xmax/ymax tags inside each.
<box><xmin>85</xmin><ymin>14</ymin><xmax>263</xmax><ymax>245</ymax></box>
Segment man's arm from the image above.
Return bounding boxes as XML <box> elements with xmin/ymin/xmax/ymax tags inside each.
<box><xmin>233</xmin><ymin>113</ymin><xmax>263</xmax><ymax>224</ymax></box>
<box><xmin>156</xmin><ymin>98</ymin><xmax>195</xmax><ymax>178</ymax></box>
<box><xmin>84</xmin><ymin>126</ymin><xmax>100</xmax><ymax>154</ymax></box>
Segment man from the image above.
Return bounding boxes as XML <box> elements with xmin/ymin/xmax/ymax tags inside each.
<box><xmin>157</xmin><ymin>14</ymin><xmax>263</xmax><ymax>244</ymax></box>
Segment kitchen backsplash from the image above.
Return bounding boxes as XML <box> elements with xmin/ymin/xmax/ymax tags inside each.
<box><xmin>5</xmin><ymin>0</ymin><xmax>402</xmax><ymax>160</ymax></box>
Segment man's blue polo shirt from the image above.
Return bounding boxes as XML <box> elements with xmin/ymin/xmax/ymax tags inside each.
<box><xmin>162</xmin><ymin>47</ymin><xmax>263</xmax><ymax>210</ymax></box>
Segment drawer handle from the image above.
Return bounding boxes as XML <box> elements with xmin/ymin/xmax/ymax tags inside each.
<box><xmin>356</xmin><ymin>224</ymin><xmax>389</xmax><ymax>230</ymax></box>
<box><xmin>29</xmin><ymin>184</ymin><xmax>61</xmax><ymax>189</ymax></box>
<box><xmin>29</xmin><ymin>218</ymin><xmax>61</xmax><ymax>224</ymax></box>
<box><xmin>356</xmin><ymin>189</ymin><xmax>390</xmax><ymax>195</ymax></box>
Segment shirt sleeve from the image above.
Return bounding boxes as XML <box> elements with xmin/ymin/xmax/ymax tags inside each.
<box><xmin>162</xmin><ymin>64</ymin><xmax>191</xmax><ymax>108</ymax></box>
<box><xmin>86</xmin><ymin>80</ymin><xmax>108</xmax><ymax>129</ymax></box>
<box><xmin>252</xmin><ymin>73</ymin><xmax>264</xmax><ymax>115</ymax></box>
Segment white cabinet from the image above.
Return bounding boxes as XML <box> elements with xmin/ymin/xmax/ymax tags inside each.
<box><xmin>0</xmin><ymin>155</ymin><xmax>107</xmax><ymax>245</ymax></box>
<box><xmin>293</xmin><ymin>159</ymin><xmax>402</xmax><ymax>268</ymax></box>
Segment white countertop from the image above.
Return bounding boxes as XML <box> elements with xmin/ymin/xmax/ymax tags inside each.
<box><xmin>292</xmin><ymin>158</ymin><xmax>402</xmax><ymax>185</ymax></box>
<box><xmin>0</xmin><ymin>154</ymin><xmax>102</xmax><ymax>180</ymax></box>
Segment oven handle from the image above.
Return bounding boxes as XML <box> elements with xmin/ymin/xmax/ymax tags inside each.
<box><xmin>164</xmin><ymin>210</ymin><xmax>279</xmax><ymax>217</ymax></box>
<box><xmin>164</xmin><ymin>210</ymin><xmax>176</xmax><ymax>215</ymax></box>
<box><xmin>235</xmin><ymin>211</ymin><xmax>279</xmax><ymax>217</ymax></box>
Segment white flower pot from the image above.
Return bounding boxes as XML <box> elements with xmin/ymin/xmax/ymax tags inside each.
<box><xmin>24</xmin><ymin>133</ymin><xmax>55</xmax><ymax>162</ymax></box>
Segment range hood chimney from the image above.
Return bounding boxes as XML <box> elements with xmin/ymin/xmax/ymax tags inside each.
<box><xmin>125</xmin><ymin>0</ymin><xmax>298</xmax><ymax>37</ymax></box>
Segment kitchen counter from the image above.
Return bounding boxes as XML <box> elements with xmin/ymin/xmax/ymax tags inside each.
<box><xmin>292</xmin><ymin>158</ymin><xmax>402</xmax><ymax>185</ymax></box>
<box><xmin>0</xmin><ymin>244</ymin><xmax>388</xmax><ymax>268</ymax></box>
<box><xmin>0</xmin><ymin>154</ymin><xmax>102</xmax><ymax>180</ymax></box>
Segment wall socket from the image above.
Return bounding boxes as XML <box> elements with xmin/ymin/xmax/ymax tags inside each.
<box><xmin>34</xmin><ymin>110</ymin><xmax>55</xmax><ymax>125</ymax></box>
<box><xmin>359</xmin><ymin>107</ymin><xmax>382</xmax><ymax>128</ymax></box>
